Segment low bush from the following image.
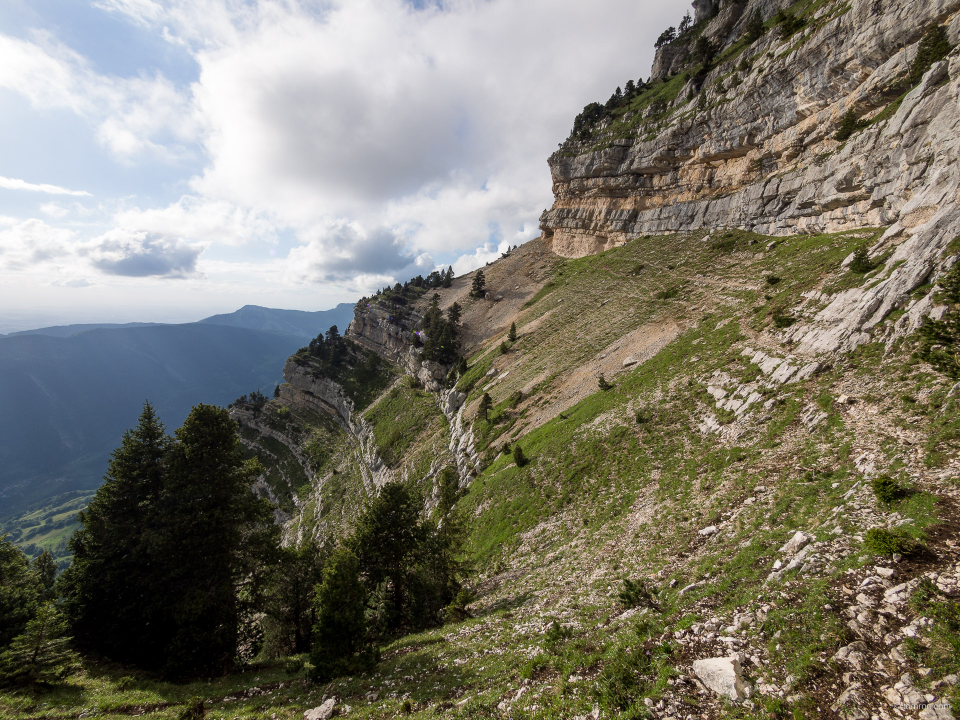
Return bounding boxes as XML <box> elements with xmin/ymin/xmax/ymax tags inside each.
<box><xmin>871</xmin><ymin>475</ymin><xmax>911</xmax><ymax>506</ymax></box>
<box><xmin>849</xmin><ymin>245</ymin><xmax>875</xmax><ymax>273</ymax></box>
<box><xmin>618</xmin><ymin>578</ymin><xmax>660</xmax><ymax>610</ymax></box>
<box><xmin>863</xmin><ymin>527</ymin><xmax>912</xmax><ymax>557</ymax></box>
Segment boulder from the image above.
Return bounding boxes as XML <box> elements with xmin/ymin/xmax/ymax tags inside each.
<box><xmin>779</xmin><ymin>531</ymin><xmax>813</xmax><ymax>555</ymax></box>
<box><xmin>692</xmin><ymin>656</ymin><xmax>749</xmax><ymax>701</ymax></box>
<box><xmin>304</xmin><ymin>698</ymin><xmax>337</xmax><ymax>720</ymax></box>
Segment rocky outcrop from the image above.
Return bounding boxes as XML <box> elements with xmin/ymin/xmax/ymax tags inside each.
<box><xmin>282</xmin><ymin>358</ymin><xmax>393</xmax><ymax>491</ymax></box>
<box><xmin>542</xmin><ymin>0</ymin><xmax>960</xmax><ymax>356</ymax></box>
<box><xmin>349</xmin><ymin>303</ymin><xmax>481</xmax><ymax>485</ymax></box>
<box><xmin>348</xmin><ymin>300</ymin><xmax>421</xmax><ymax>362</ymax></box>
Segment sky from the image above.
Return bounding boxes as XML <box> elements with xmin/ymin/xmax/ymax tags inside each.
<box><xmin>0</xmin><ymin>0</ymin><xmax>687</xmax><ymax>331</ymax></box>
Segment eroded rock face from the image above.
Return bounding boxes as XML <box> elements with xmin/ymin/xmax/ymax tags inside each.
<box><xmin>542</xmin><ymin>0</ymin><xmax>960</xmax><ymax>355</ymax></box>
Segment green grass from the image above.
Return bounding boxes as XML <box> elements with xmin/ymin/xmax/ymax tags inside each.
<box><xmin>363</xmin><ymin>382</ymin><xmax>445</xmax><ymax>468</ymax></box>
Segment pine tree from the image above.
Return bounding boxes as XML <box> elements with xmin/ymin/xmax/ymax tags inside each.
<box><xmin>61</xmin><ymin>402</ymin><xmax>170</xmax><ymax>665</ymax></box>
<box><xmin>30</xmin><ymin>553</ymin><xmax>57</xmax><ymax>601</ymax></box>
<box><xmin>350</xmin><ymin>483</ymin><xmax>427</xmax><ymax>634</ymax></box>
<box><xmin>0</xmin><ymin>602</ymin><xmax>80</xmax><ymax>686</ymax></box>
<box><xmin>442</xmin><ymin>267</ymin><xmax>453</xmax><ymax>288</ymax></box>
<box><xmin>478</xmin><ymin>393</ymin><xmax>492</xmax><ymax>422</ymax></box>
<box><xmin>155</xmin><ymin>404</ymin><xmax>278</xmax><ymax>676</ymax></box>
<box><xmin>471</xmin><ymin>269</ymin><xmax>486</xmax><ymax>297</ymax></box>
<box><xmin>512</xmin><ymin>445</ymin><xmax>528</xmax><ymax>467</ymax></box>
<box><xmin>0</xmin><ymin>535</ymin><xmax>42</xmax><ymax>649</ymax></box>
<box><xmin>508</xmin><ymin>322</ymin><xmax>517</xmax><ymax>342</ymax></box>
<box><xmin>917</xmin><ymin>262</ymin><xmax>960</xmax><ymax>379</ymax></box>
<box><xmin>848</xmin><ymin>244</ymin><xmax>874</xmax><ymax>272</ymax></box>
<box><xmin>263</xmin><ymin>540</ymin><xmax>327</xmax><ymax>655</ymax></box>
<box><xmin>310</xmin><ymin>547</ymin><xmax>369</xmax><ymax>681</ymax></box>
<box><xmin>746</xmin><ymin>11</ymin><xmax>764</xmax><ymax>42</ymax></box>
<box><xmin>447</xmin><ymin>302</ymin><xmax>462</xmax><ymax>325</ymax></box>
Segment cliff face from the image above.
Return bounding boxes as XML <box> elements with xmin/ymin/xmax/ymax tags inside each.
<box><xmin>541</xmin><ymin>0</ymin><xmax>960</xmax><ymax>354</ymax></box>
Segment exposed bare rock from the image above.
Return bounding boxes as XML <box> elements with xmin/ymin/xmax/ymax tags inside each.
<box><xmin>542</xmin><ymin>0</ymin><xmax>960</xmax><ymax>355</ymax></box>
<box><xmin>692</xmin><ymin>656</ymin><xmax>750</xmax><ymax>701</ymax></box>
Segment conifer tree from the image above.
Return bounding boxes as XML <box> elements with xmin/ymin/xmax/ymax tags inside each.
<box><xmin>310</xmin><ymin>547</ymin><xmax>369</xmax><ymax>681</ymax></box>
<box><xmin>447</xmin><ymin>301</ymin><xmax>462</xmax><ymax>326</ymax></box>
<box><xmin>917</xmin><ymin>262</ymin><xmax>960</xmax><ymax>379</ymax></box>
<box><xmin>61</xmin><ymin>402</ymin><xmax>169</xmax><ymax>665</ymax></box>
<box><xmin>0</xmin><ymin>602</ymin><xmax>80</xmax><ymax>686</ymax></box>
<box><xmin>508</xmin><ymin>322</ymin><xmax>517</xmax><ymax>342</ymax></box>
<box><xmin>0</xmin><ymin>535</ymin><xmax>42</xmax><ymax>649</ymax></box>
<box><xmin>512</xmin><ymin>445</ymin><xmax>528</xmax><ymax>467</ymax></box>
<box><xmin>746</xmin><ymin>11</ymin><xmax>764</xmax><ymax>42</ymax></box>
<box><xmin>478</xmin><ymin>393</ymin><xmax>492</xmax><ymax>421</ymax></box>
<box><xmin>350</xmin><ymin>483</ymin><xmax>427</xmax><ymax>633</ymax></box>
<box><xmin>155</xmin><ymin>404</ymin><xmax>278</xmax><ymax>676</ymax></box>
<box><xmin>471</xmin><ymin>269</ymin><xmax>486</xmax><ymax>297</ymax></box>
<box><xmin>263</xmin><ymin>540</ymin><xmax>327</xmax><ymax>655</ymax></box>
<box><xmin>30</xmin><ymin>553</ymin><xmax>57</xmax><ymax>601</ymax></box>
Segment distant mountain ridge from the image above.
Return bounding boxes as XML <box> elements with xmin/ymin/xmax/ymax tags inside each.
<box><xmin>199</xmin><ymin>303</ymin><xmax>355</xmax><ymax>339</ymax></box>
<box><xmin>1</xmin><ymin>303</ymin><xmax>355</xmax><ymax>340</ymax></box>
<box><xmin>0</xmin><ymin>303</ymin><xmax>353</xmax><ymax>518</ymax></box>
<box><xmin>3</xmin><ymin>322</ymin><xmax>165</xmax><ymax>338</ymax></box>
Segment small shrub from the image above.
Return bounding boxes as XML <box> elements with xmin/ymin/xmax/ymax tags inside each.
<box><xmin>402</xmin><ymin>700</ymin><xmax>413</xmax><ymax>714</ymax></box>
<box><xmin>520</xmin><ymin>655</ymin><xmax>549</xmax><ymax>680</ymax></box>
<box><xmin>513</xmin><ymin>445</ymin><xmax>529</xmax><ymax>467</ymax></box>
<box><xmin>543</xmin><ymin>621</ymin><xmax>574</xmax><ymax>649</ymax></box>
<box><xmin>597</xmin><ymin>651</ymin><xmax>651</xmax><ymax>713</ymax></box>
<box><xmin>635</xmin><ymin>407</ymin><xmax>653</xmax><ymax>424</ymax></box>
<box><xmin>443</xmin><ymin>588</ymin><xmax>477</xmax><ymax>623</ymax></box>
<box><xmin>655</xmin><ymin>285</ymin><xmax>680</xmax><ymax>300</ymax></box>
<box><xmin>765</xmin><ymin>275</ymin><xmax>781</xmax><ymax>285</ymax></box>
<box><xmin>618</xmin><ymin>578</ymin><xmax>660</xmax><ymax>610</ymax></box>
<box><xmin>499</xmin><ymin>341</ymin><xmax>509</xmax><ymax>354</ymax></box>
<box><xmin>849</xmin><ymin>245</ymin><xmax>875</xmax><ymax>273</ymax></box>
<box><xmin>777</xmin><ymin>10</ymin><xmax>805</xmax><ymax>37</ymax></box>
<box><xmin>598</xmin><ymin>374</ymin><xmax>614</xmax><ymax>391</ymax></box>
<box><xmin>863</xmin><ymin>527</ymin><xmax>912</xmax><ymax>557</ymax></box>
<box><xmin>772</xmin><ymin>312</ymin><xmax>797</xmax><ymax>328</ymax></box>
<box><xmin>834</xmin><ymin>110</ymin><xmax>865</xmax><ymax>142</ymax></box>
<box><xmin>177</xmin><ymin>698</ymin><xmax>205</xmax><ymax>720</ymax></box>
<box><xmin>711</xmin><ymin>233</ymin><xmax>738</xmax><ymax>252</ymax></box>
<box><xmin>910</xmin><ymin>25</ymin><xmax>951</xmax><ymax>85</ymax></box>
<box><xmin>871</xmin><ymin>475</ymin><xmax>911</xmax><ymax>506</ymax></box>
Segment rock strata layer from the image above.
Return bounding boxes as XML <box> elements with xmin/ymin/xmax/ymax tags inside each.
<box><xmin>541</xmin><ymin>0</ymin><xmax>960</xmax><ymax>355</ymax></box>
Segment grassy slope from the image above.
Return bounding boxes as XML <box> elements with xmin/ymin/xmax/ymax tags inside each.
<box><xmin>5</xmin><ymin>228</ymin><xmax>960</xmax><ymax>719</ymax></box>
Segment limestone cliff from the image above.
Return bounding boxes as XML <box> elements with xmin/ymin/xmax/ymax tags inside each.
<box><xmin>541</xmin><ymin>0</ymin><xmax>960</xmax><ymax>355</ymax></box>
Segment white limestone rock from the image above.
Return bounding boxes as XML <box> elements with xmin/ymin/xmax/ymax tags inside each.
<box><xmin>304</xmin><ymin>698</ymin><xmax>337</xmax><ymax>720</ymax></box>
<box><xmin>692</xmin><ymin>656</ymin><xmax>750</xmax><ymax>701</ymax></box>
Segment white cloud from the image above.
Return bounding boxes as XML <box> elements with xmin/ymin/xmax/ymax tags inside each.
<box><xmin>51</xmin><ymin>278</ymin><xmax>96</xmax><ymax>288</ymax></box>
<box><xmin>0</xmin><ymin>174</ymin><xmax>92</xmax><ymax>196</ymax></box>
<box><xmin>0</xmin><ymin>0</ymin><xmax>688</xmax><ymax>311</ymax></box>
<box><xmin>80</xmin><ymin>228</ymin><xmax>202</xmax><ymax>278</ymax></box>
<box><xmin>0</xmin><ymin>32</ymin><xmax>197</xmax><ymax>161</ymax></box>
<box><xmin>0</xmin><ymin>219</ymin><xmax>75</xmax><ymax>269</ymax></box>
<box><xmin>179</xmin><ymin>0</ymin><xmax>683</xmax><ymax>272</ymax></box>
<box><xmin>112</xmin><ymin>196</ymin><xmax>275</xmax><ymax>246</ymax></box>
